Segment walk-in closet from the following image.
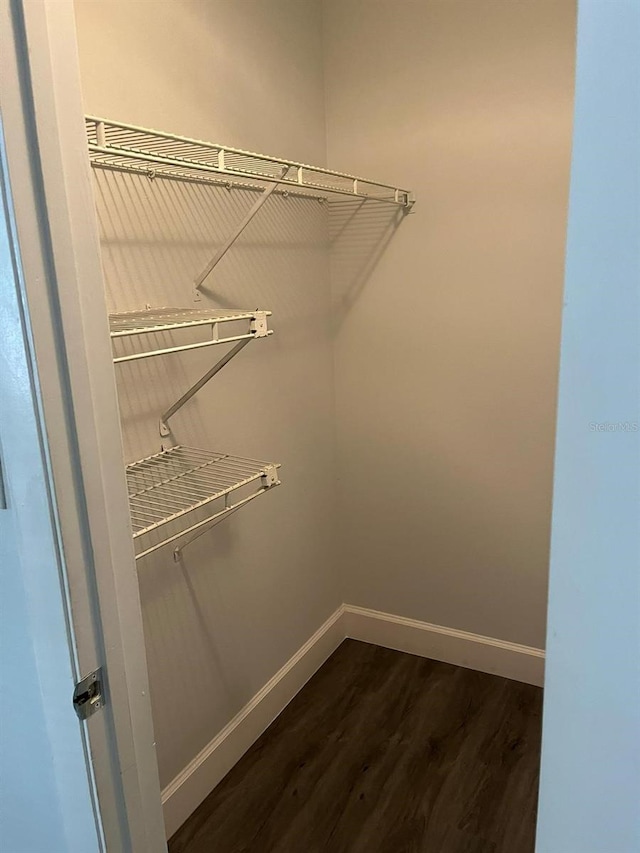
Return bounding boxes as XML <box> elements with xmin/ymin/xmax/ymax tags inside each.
<box><xmin>72</xmin><ymin>0</ymin><xmax>576</xmax><ymax>848</ymax></box>
<box><xmin>9</xmin><ymin>1</ymin><xmax>638</xmax><ymax>851</ymax></box>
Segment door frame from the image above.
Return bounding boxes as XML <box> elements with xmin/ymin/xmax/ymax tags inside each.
<box><xmin>1</xmin><ymin>95</ymin><xmax>105</xmax><ymax>853</ymax></box>
<box><xmin>1</xmin><ymin>0</ymin><xmax>167</xmax><ymax>849</ymax></box>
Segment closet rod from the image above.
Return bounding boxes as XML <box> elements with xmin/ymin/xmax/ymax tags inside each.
<box><xmin>88</xmin><ymin>159</ymin><xmax>329</xmax><ymax>203</ymax></box>
<box><xmin>136</xmin><ymin>484</ymin><xmax>274</xmax><ymax>561</ymax></box>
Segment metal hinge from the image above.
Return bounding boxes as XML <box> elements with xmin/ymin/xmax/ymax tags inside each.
<box><xmin>73</xmin><ymin>668</ymin><xmax>104</xmax><ymax>721</ymax></box>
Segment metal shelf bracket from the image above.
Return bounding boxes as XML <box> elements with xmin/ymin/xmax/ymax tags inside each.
<box><xmin>159</xmin><ymin>338</ymin><xmax>250</xmax><ymax>436</ymax></box>
<box><xmin>171</xmin><ymin>464</ymin><xmax>280</xmax><ymax>561</ymax></box>
<box><xmin>194</xmin><ymin>166</ymin><xmax>289</xmax><ymax>300</ymax></box>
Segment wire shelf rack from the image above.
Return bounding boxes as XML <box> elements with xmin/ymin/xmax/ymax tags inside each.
<box><xmin>127</xmin><ymin>445</ymin><xmax>281</xmax><ymax>560</ymax></box>
<box><xmin>86</xmin><ymin>116</ymin><xmax>413</xmax><ymax>207</ymax></box>
<box><xmin>109</xmin><ymin>307</ymin><xmax>271</xmax><ymax>363</ymax></box>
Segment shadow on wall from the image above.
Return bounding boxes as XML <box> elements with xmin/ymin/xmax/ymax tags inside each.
<box><xmin>329</xmin><ymin>197</ymin><xmax>407</xmax><ymax>330</ymax></box>
<box><xmin>92</xmin><ymin>168</ymin><xmax>329</xmax><ymax>461</ymax></box>
<box><xmin>91</xmin><ymin>167</ymin><xmax>339</xmax><ymax>788</ymax></box>
<box><xmin>91</xmin><ymin>166</ymin><xmax>408</xmax><ymax>788</ymax></box>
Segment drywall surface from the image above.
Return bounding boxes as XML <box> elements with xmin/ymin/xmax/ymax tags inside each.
<box><xmin>536</xmin><ymin>1</ymin><xmax>640</xmax><ymax>850</ymax></box>
<box><xmin>73</xmin><ymin>0</ymin><xmax>339</xmax><ymax>791</ymax></box>
<box><xmin>74</xmin><ymin>0</ymin><xmax>326</xmax><ymax>163</ymax></box>
<box><xmin>324</xmin><ymin>0</ymin><xmax>576</xmax><ymax>648</ymax></box>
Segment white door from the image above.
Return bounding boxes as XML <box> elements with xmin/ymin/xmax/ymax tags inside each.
<box><xmin>0</xmin><ymin>122</ymin><xmax>103</xmax><ymax>853</ymax></box>
<box><xmin>536</xmin><ymin>1</ymin><xmax>640</xmax><ymax>850</ymax></box>
<box><xmin>0</xmin><ymin>0</ymin><xmax>167</xmax><ymax>849</ymax></box>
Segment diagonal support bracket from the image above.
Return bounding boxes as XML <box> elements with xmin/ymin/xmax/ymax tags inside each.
<box><xmin>194</xmin><ymin>165</ymin><xmax>290</xmax><ymax>299</ymax></box>
<box><xmin>172</xmin><ymin>466</ymin><xmax>280</xmax><ymax>561</ymax></box>
<box><xmin>159</xmin><ymin>338</ymin><xmax>250</xmax><ymax>436</ymax></box>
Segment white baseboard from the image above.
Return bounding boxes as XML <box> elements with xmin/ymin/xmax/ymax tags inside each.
<box><xmin>162</xmin><ymin>603</ymin><xmax>544</xmax><ymax>838</ymax></box>
<box><xmin>160</xmin><ymin>605</ymin><xmax>345</xmax><ymax>839</ymax></box>
<box><xmin>343</xmin><ymin>604</ymin><xmax>545</xmax><ymax>687</ymax></box>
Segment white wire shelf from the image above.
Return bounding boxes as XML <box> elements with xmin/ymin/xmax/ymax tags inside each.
<box><xmin>109</xmin><ymin>307</ymin><xmax>271</xmax><ymax>363</ymax></box>
<box><xmin>86</xmin><ymin>116</ymin><xmax>413</xmax><ymax>208</ymax></box>
<box><xmin>127</xmin><ymin>445</ymin><xmax>281</xmax><ymax>560</ymax></box>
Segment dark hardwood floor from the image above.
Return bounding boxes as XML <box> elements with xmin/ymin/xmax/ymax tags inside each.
<box><xmin>169</xmin><ymin>640</ymin><xmax>543</xmax><ymax>853</ymax></box>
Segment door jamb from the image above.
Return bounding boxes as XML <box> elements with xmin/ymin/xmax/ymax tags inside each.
<box><xmin>0</xmin><ymin>0</ymin><xmax>167</xmax><ymax>849</ymax></box>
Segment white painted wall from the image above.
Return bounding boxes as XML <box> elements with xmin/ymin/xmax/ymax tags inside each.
<box><xmin>73</xmin><ymin>0</ymin><xmax>340</xmax><ymax>792</ymax></box>
<box><xmin>323</xmin><ymin>0</ymin><xmax>576</xmax><ymax>648</ymax></box>
<box><xmin>72</xmin><ymin>0</ymin><xmax>581</xmax><ymax>824</ymax></box>
<box><xmin>74</xmin><ymin>0</ymin><xmax>327</xmax><ymax>163</ymax></box>
<box><xmin>536</xmin><ymin>1</ymin><xmax>640</xmax><ymax>849</ymax></box>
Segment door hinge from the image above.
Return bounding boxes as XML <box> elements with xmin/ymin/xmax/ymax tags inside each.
<box><xmin>73</xmin><ymin>668</ymin><xmax>104</xmax><ymax>721</ymax></box>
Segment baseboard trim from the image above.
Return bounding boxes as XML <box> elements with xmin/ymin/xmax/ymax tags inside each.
<box><xmin>162</xmin><ymin>603</ymin><xmax>544</xmax><ymax>838</ymax></box>
<box><xmin>160</xmin><ymin>604</ymin><xmax>346</xmax><ymax>839</ymax></box>
<box><xmin>343</xmin><ymin>604</ymin><xmax>545</xmax><ymax>687</ymax></box>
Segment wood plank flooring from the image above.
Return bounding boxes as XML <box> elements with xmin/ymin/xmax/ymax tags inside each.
<box><xmin>169</xmin><ymin>639</ymin><xmax>543</xmax><ymax>853</ymax></box>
